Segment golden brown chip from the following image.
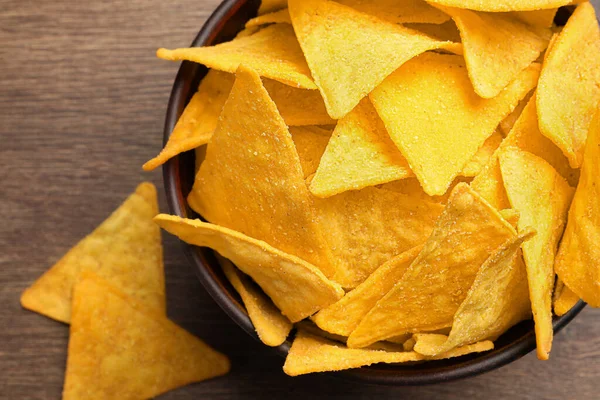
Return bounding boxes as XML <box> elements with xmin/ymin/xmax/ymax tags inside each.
<box><xmin>143</xmin><ymin>70</ymin><xmax>234</xmax><ymax>171</ymax></box>
<box><xmin>157</xmin><ymin>24</ymin><xmax>316</xmax><ymax>89</ymax></box>
<box><xmin>283</xmin><ymin>331</ymin><xmax>493</xmax><ymax>376</ymax></box>
<box><xmin>553</xmin><ymin>282</ymin><xmax>581</xmax><ymax>317</ymax></box>
<box><xmin>555</xmin><ymin>109</ymin><xmax>600</xmax><ymax>307</ymax></box>
<box><xmin>288</xmin><ymin>0</ymin><xmax>459</xmax><ymax>119</ymax></box>
<box><xmin>425</xmin><ymin>0</ymin><xmax>577</xmax><ymax>12</ymax></box>
<box><xmin>499</xmin><ymin>209</ymin><xmax>521</xmax><ymax>228</ymax></box>
<box><xmin>290</xmin><ymin>126</ymin><xmax>332</xmax><ymax>179</ymax></box>
<box><xmin>347</xmin><ymin>183</ymin><xmax>517</xmax><ymax>348</ymax></box>
<box><xmin>63</xmin><ymin>273</ymin><xmax>229</xmax><ymax>400</ymax></box>
<box><xmin>188</xmin><ymin>66</ymin><xmax>335</xmax><ymax>277</ymax></box>
<box><xmin>537</xmin><ymin>2</ymin><xmax>600</xmax><ymax>168</ymax></box>
<box><xmin>309</xmin><ymin>99</ymin><xmax>413</xmax><ymax>198</ymax></box>
<box><xmin>155</xmin><ymin>215</ymin><xmax>344</xmax><ymax>323</ymax></box>
<box><xmin>370</xmin><ymin>52</ymin><xmax>539</xmax><ymax>196</ymax></box>
<box><xmin>219</xmin><ymin>256</ymin><xmax>292</xmax><ymax>347</ymax></box>
<box><xmin>498</xmin><ymin>147</ymin><xmax>574</xmax><ymax>360</ymax></box>
<box><xmin>21</xmin><ymin>183</ymin><xmax>164</xmax><ymax>324</ymax></box>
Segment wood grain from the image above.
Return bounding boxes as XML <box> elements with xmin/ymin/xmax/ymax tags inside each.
<box><xmin>1</xmin><ymin>0</ymin><xmax>599</xmax><ymax>398</ymax></box>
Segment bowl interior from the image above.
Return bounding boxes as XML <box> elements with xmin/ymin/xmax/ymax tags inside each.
<box><xmin>163</xmin><ymin>0</ymin><xmax>587</xmax><ymax>385</ymax></box>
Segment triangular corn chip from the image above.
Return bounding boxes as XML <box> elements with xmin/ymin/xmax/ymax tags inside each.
<box><xmin>290</xmin><ymin>126</ymin><xmax>332</xmax><ymax>178</ymax></box>
<box><xmin>338</xmin><ymin>0</ymin><xmax>451</xmax><ymax>24</ymax></box>
<box><xmin>21</xmin><ymin>183</ymin><xmax>164</xmax><ymax>323</ymax></box>
<box><xmin>155</xmin><ymin>215</ymin><xmax>344</xmax><ymax>322</ymax></box>
<box><xmin>246</xmin><ymin>9</ymin><xmax>292</xmax><ymax>28</ymax></box>
<box><xmin>309</xmin><ymin>99</ymin><xmax>413</xmax><ymax>197</ymax></box>
<box><xmin>370</xmin><ymin>52</ymin><xmax>539</xmax><ymax>196</ymax></box>
<box><xmin>218</xmin><ymin>256</ymin><xmax>292</xmax><ymax>347</ymax></box>
<box><xmin>284</xmin><ymin>331</ymin><xmax>493</xmax><ymax>376</ymax></box>
<box><xmin>438</xmin><ymin>6</ymin><xmax>550</xmax><ymax>98</ymax></box>
<box><xmin>471</xmin><ymin>161</ymin><xmax>512</xmax><ymax>211</ymax></box>
<box><xmin>425</xmin><ymin>0</ymin><xmax>577</xmax><ymax>12</ymax></box>
<box><xmin>413</xmin><ymin>230</ymin><xmax>535</xmax><ymax>356</ymax></box>
<box><xmin>143</xmin><ymin>70</ymin><xmax>234</xmax><ymax>171</ymax></box>
<box><xmin>460</xmin><ymin>131</ymin><xmax>503</xmax><ymax>177</ymax></box>
<box><xmin>498</xmin><ymin>147</ymin><xmax>574</xmax><ymax>360</ymax></box>
<box><xmin>553</xmin><ymin>282</ymin><xmax>580</xmax><ymax>317</ymax></box>
<box><xmin>63</xmin><ymin>273</ymin><xmax>229</xmax><ymax>399</ymax></box>
<box><xmin>288</xmin><ymin>0</ymin><xmax>459</xmax><ymax>119</ymax></box>
<box><xmin>157</xmin><ymin>24</ymin><xmax>316</xmax><ymax>89</ymax></box>
<box><xmin>500</xmin><ymin>208</ymin><xmax>521</xmax><ymax>228</ymax></box>
<box><xmin>555</xmin><ymin>109</ymin><xmax>600</xmax><ymax>307</ymax></box>
<box><xmin>313</xmin><ymin>245</ymin><xmax>423</xmax><ymax>336</ymax></box>
<box><xmin>258</xmin><ymin>0</ymin><xmax>287</xmax><ymax>15</ymax></box>
<box><xmin>314</xmin><ymin>187</ymin><xmax>444</xmax><ymax>288</ymax></box>
<box><xmin>379</xmin><ymin>177</ymin><xmax>471</xmax><ymax>204</ymax></box>
<box><xmin>512</xmin><ymin>9</ymin><xmax>558</xmax><ymax>28</ymax></box>
<box><xmin>348</xmin><ymin>183</ymin><xmax>517</xmax><ymax>348</ymax></box>
<box><xmin>537</xmin><ymin>3</ymin><xmax>600</xmax><ymax>168</ymax></box>
<box><xmin>188</xmin><ymin>66</ymin><xmax>334</xmax><ymax>276</ymax></box>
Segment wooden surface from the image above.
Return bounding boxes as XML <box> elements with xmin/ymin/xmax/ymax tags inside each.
<box><xmin>2</xmin><ymin>0</ymin><xmax>600</xmax><ymax>398</ymax></box>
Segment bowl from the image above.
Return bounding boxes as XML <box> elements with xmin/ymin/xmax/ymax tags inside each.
<box><xmin>162</xmin><ymin>0</ymin><xmax>587</xmax><ymax>385</ymax></box>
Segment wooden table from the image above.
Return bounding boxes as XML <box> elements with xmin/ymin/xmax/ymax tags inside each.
<box><xmin>2</xmin><ymin>1</ymin><xmax>599</xmax><ymax>398</ymax></box>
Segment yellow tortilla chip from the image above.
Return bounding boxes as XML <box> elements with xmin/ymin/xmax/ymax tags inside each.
<box><xmin>498</xmin><ymin>147</ymin><xmax>574</xmax><ymax>360</ymax></box>
<box><xmin>438</xmin><ymin>6</ymin><xmax>550</xmax><ymax>98</ymax></box>
<box><xmin>499</xmin><ymin>93</ymin><xmax>531</xmax><ymax>137</ymax></box>
<box><xmin>405</xmin><ymin>20</ymin><xmax>462</xmax><ymax>43</ymax></box>
<box><xmin>290</xmin><ymin>126</ymin><xmax>332</xmax><ymax>179</ymax></box>
<box><xmin>314</xmin><ymin>187</ymin><xmax>444</xmax><ymax>288</ymax></box>
<box><xmin>284</xmin><ymin>331</ymin><xmax>493</xmax><ymax>376</ymax></box>
<box><xmin>348</xmin><ymin>183</ymin><xmax>517</xmax><ymax>348</ymax></box>
<box><xmin>309</xmin><ymin>99</ymin><xmax>413</xmax><ymax>198</ymax></box>
<box><xmin>370</xmin><ymin>52</ymin><xmax>539</xmax><ymax>196</ymax></box>
<box><xmin>380</xmin><ymin>177</ymin><xmax>472</xmax><ymax>204</ymax></box>
<box><xmin>460</xmin><ymin>131</ymin><xmax>503</xmax><ymax>177</ymax></box>
<box><xmin>218</xmin><ymin>256</ymin><xmax>292</xmax><ymax>347</ymax></box>
<box><xmin>157</xmin><ymin>24</ymin><xmax>316</xmax><ymax>89</ymax></box>
<box><xmin>21</xmin><ymin>183</ymin><xmax>164</xmax><ymax>324</ymax></box>
<box><xmin>296</xmin><ymin>320</ymin><xmax>349</xmax><ymax>344</ymax></box>
<box><xmin>425</xmin><ymin>0</ymin><xmax>577</xmax><ymax>12</ymax></box>
<box><xmin>155</xmin><ymin>215</ymin><xmax>344</xmax><ymax>323</ymax></box>
<box><xmin>143</xmin><ymin>70</ymin><xmax>234</xmax><ymax>171</ymax></box>
<box><xmin>414</xmin><ymin>230</ymin><xmax>534</xmax><ymax>356</ymax></box>
<box><xmin>555</xmin><ymin>109</ymin><xmax>600</xmax><ymax>307</ymax></box>
<box><xmin>63</xmin><ymin>273</ymin><xmax>229</xmax><ymax>400</ymax></box>
<box><xmin>246</xmin><ymin>9</ymin><xmax>292</xmax><ymax>28</ymax></box>
<box><xmin>500</xmin><ymin>208</ymin><xmax>521</xmax><ymax>228</ymax></box>
<box><xmin>537</xmin><ymin>2</ymin><xmax>600</xmax><ymax>168</ymax></box>
<box><xmin>553</xmin><ymin>282</ymin><xmax>580</xmax><ymax>317</ymax></box>
<box><xmin>313</xmin><ymin>245</ymin><xmax>423</xmax><ymax>336</ymax></box>
<box><xmin>288</xmin><ymin>0</ymin><xmax>459</xmax><ymax>119</ymax></box>
<box><xmin>188</xmin><ymin>66</ymin><xmax>334</xmax><ymax>276</ymax></box>
<box><xmin>338</xmin><ymin>0</ymin><xmax>451</xmax><ymax>24</ymax></box>
<box><xmin>259</xmin><ymin>0</ymin><xmax>287</xmax><ymax>15</ymax></box>
<box><xmin>511</xmin><ymin>9</ymin><xmax>558</xmax><ymax>28</ymax></box>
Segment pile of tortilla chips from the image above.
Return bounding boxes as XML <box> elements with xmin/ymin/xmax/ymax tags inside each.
<box><xmin>150</xmin><ymin>0</ymin><xmax>600</xmax><ymax>374</ymax></box>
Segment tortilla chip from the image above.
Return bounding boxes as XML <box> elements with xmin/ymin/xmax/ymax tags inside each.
<box><xmin>460</xmin><ymin>131</ymin><xmax>503</xmax><ymax>177</ymax></box>
<box><xmin>380</xmin><ymin>177</ymin><xmax>471</xmax><ymax>204</ymax></box>
<box><xmin>247</xmin><ymin>9</ymin><xmax>292</xmax><ymax>28</ymax></box>
<box><xmin>499</xmin><ymin>93</ymin><xmax>531</xmax><ymax>137</ymax></box>
<box><xmin>264</xmin><ymin>79</ymin><xmax>336</xmax><ymax>126</ymax></box>
<box><xmin>414</xmin><ymin>230</ymin><xmax>534</xmax><ymax>356</ymax></box>
<box><xmin>370</xmin><ymin>52</ymin><xmax>539</xmax><ymax>196</ymax></box>
<box><xmin>314</xmin><ymin>187</ymin><xmax>444</xmax><ymax>288</ymax></box>
<box><xmin>21</xmin><ymin>183</ymin><xmax>164</xmax><ymax>324</ymax></box>
<box><xmin>309</xmin><ymin>99</ymin><xmax>413</xmax><ymax>198</ymax></box>
<box><xmin>498</xmin><ymin>147</ymin><xmax>574</xmax><ymax>360</ymax></box>
<box><xmin>296</xmin><ymin>320</ymin><xmax>349</xmax><ymax>344</ymax></box>
<box><xmin>424</xmin><ymin>0</ymin><xmax>577</xmax><ymax>12</ymax></box>
<box><xmin>63</xmin><ymin>273</ymin><xmax>229</xmax><ymax>400</ymax></box>
<box><xmin>188</xmin><ymin>66</ymin><xmax>334</xmax><ymax>276</ymax></box>
<box><xmin>438</xmin><ymin>6</ymin><xmax>550</xmax><ymax>98</ymax></box>
<box><xmin>290</xmin><ymin>126</ymin><xmax>332</xmax><ymax>178</ymax></box>
<box><xmin>537</xmin><ymin>2</ymin><xmax>600</xmax><ymax>168</ymax></box>
<box><xmin>347</xmin><ymin>183</ymin><xmax>517</xmax><ymax>348</ymax></box>
<box><xmin>313</xmin><ymin>246</ymin><xmax>423</xmax><ymax>336</ymax></box>
<box><xmin>259</xmin><ymin>0</ymin><xmax>288</xmax><ymax>15</ymax></box>
<box><xmin>143</xmin><ymin>70</ymin><xmax>234</xmax><ymax>171</ymax></box>
<box><xmin>288</xmin><ymin>0</ymin><xmax>459</xmax><ymax>119</ymax></box>
<box><xmin>511</xmin><ymin>9</ymin><xmax>558</xmax><ymax>28</ymax></box>
<box><xmin>555</xmin><ymin>108</ymin><xmax>600</xmax><ymax>307</ymax></box>
<box><xmin>338</xmin><ymin>0</ymin><xmax>451</xmax><ymax>24</ymax></box>
<box><xmin>157</xmin><ymin>24</ymin><xmax>316</xmax><ymax>89</ymax></box>
<box><xmin>235</xmin><ymin>26</ymin><xmax>261</xmax><ymax>39</ymax></box>
<box><xmin>155</xmin><ymin>215</ymin><xmax>344</xmax><ymax>322</ymax></box>
<box><xmin>553</xmin><ymin>283</ymin><xmax>581</xmax><ymax>317</ymax></box>
<box><xmin>218</xmin><ymin>256</ymin><xmax>292</xmax><ymax>347</ymax></box>
<box><xmin>284</xmin><ymin>331</ymin><xmax>493</xmax><ymax>376</ymax></box>
<box><xmin>499</xmin><ymin>209</ymin><xmax>521</xmax><ymax>228</ymax></box>
<box><xmin>405</xmin><ymin>20</ymin><xmax>462</xmax><ymax>43</ymax></box>
<box><xmin>471</xmin><ymin>161</ymin><xmax>511</xmax><ymax>211</ymax></box>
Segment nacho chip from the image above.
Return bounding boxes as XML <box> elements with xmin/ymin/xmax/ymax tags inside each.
<box><xmin>246</xmin><ymin>9</ymin><xmax>292</xmax><ymax>28</ymax></box>
<box><xmin>405</xmin><ymin>20</ymin><xmax>462</xmax><ymax>43</ymax></box>
<box><xmin>380</xmin><ymin>177</ymin><xmax>471</xmax><ymax>204</ymax></box>
<box><xmin>499</xmin><ymin>209</ymin><xmax>521</xmax><ymax>228</ymax></box>
<box><xmin>157</xmin><ymin>24</ymin><xmax>316</xmax><ymax>89</ymax></box>
<box><xmin>438</xmin><ymin>6</ymin><xmax>550</xmax><ymax>98</ymax></box>
<box><xmin>460</xmin><ymin>131</ymin><xmax>503</xmax><ymax>177</ymax></box>
<box><xmin>188</xmin><ymin>66</ymin><xmax>334</xmax><ymax>276</ymax></box>
<box><xmin>512</xmin><ymin>9</ymin><xmax>558</xmax><ymax>28</ymax></box>
<box><xmin>553</xmin><ymin>283</ymin><xmax>580</xmax><ymax>317</ymax></box>
<box><xmin>338</xmin><ymin>0</ymin><xmax>451</xmax><ymax>24</ymax></box>
<box><xmin>143</xmin><ymin>70</ymin><xmax>234</xmax><ymax>171</ymax></box>
<box><xmin>258</xmin><ymin>0</ymin><xmax>288</xmax><ymax>15</ymax></box>
<box><xmin>471</xmin><ymin>161</ymin><xmax>511</xmax><ymax>211</ymax></box>
<box><xmin>296</xmin><ymin>320</ymin><xmax>349</xmax><ymax>344</ymax></box>
<box><xmin>413</xmin><ymin>230</ymin><xmax>534</xmax><ymax>356</ymax></box>
<box><xmin>309</xmin><ymin>99</ymin><xmax>413</xmax><ymax>197</ymax></box>
<box><xmin>347</xmin><ymin>183</ymin><xmax>517</xmax><ymax>348</ymax></box>
<box><xmin>63</xmin><ymin>273</ymin><xmax>229</xmax><ymax>400</ymax></box>
<box><xmin>289</xmin><ymin>0</ymin><xmax>459</xmax><ymax>119</ymax></box>
<box><xmin>370</xmin><ymin>53</ymin><xmax>539</xmax><ymax>196</ymax></box>
<box><xmin>314</xmin><ymin>187</ymin><xmax>444</xmax><ymax>288</ymax></box>
<box><xmin>21</xmin><ymin>183</ymin><xmax>164</xmax><ymax>324</ymax></box>
<box><xmin>555</xmin><ymin>108</ymin><xmax>600</xmax><ymax>307</ymax></box>
<box><xmin>537</xmin><ymin>2</ymin><xmax>600</xmax><ymax>168</ymax></box>
<box><xmin>155</xmin><ymin>215</ymin><xmax>344</xmax><ymax>322</ymax></box>
<box><xmin>498</xmin><ymin>147</ymin><xmax>574</xmax><ymax>360</ymax></box>
<box><xmin>290</xmin><ymin>126</ymin><xmax>332</xmax><ymax>178</ymax></box>
<box><xmin>313</xmin><ymin>245</ymin><xmax>423</xmax><ymax>336</ymax></box>
<box><xmin>499</xmin><ymin>93</ymin><xmax>531</xmax><ymax>137</ymax></box>
<box><xmin>425</xmin><ymin>0</ymin><xmax>577</xmax><ymax>12</ymax></box>
<box><xmin>284</xmin><ymin>331</ymin><xmax>493</xmax><ymax>376</ymax></box>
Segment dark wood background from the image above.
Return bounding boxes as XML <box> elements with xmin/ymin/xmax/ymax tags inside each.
<box><xmin>2</xmin><ymin>0</ymin><xmax>600</xmax><ymax>398</ymax></box>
